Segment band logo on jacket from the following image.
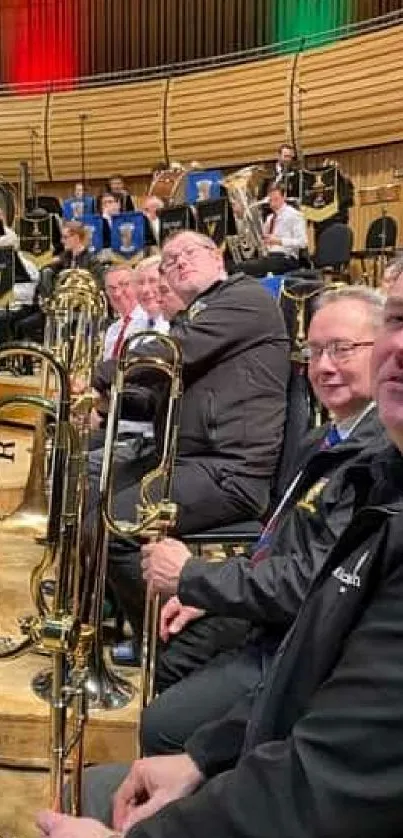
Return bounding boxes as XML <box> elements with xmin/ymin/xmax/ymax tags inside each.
<box><xmin>188</xmin><ymin>300</ymin><xmax>208</xmax><ymax>321</ymax></box>
<box><xmin>296</xmin><ymin>478</ymin><xmax>329</xmax><ymax>514</ymax></box>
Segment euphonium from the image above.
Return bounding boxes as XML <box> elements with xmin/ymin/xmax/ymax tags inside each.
<box><xmin>88</xmin><ymin>331</ymin><xmax>183</xmax><ymax>731</ymax></box>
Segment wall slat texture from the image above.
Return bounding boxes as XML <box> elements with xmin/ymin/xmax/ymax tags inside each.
<box><xmin>0</xmin><ymin>23</ymin><xmax>400</xmax><ymax>183</ymax></box>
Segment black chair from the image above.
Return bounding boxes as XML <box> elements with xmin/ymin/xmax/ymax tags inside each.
<box><xmin>351</xmin><ymin>215</ymin><xmax>397</xmax><ymax>285</ymax></box>
<box><xmin>314</xmin><ymin>223</ymin><xmax>353</xmax><ymax>282</ymax></box>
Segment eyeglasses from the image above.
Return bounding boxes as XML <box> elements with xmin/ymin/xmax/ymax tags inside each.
<box><xmin>159</xmin><ymin>243</ymin><xmax>215</xmax><ymax>275</ymax></box>
<box><xmin>306</xmin><ymin>340</ymin><xmax>374</xmax><ymax>363</ymax></box>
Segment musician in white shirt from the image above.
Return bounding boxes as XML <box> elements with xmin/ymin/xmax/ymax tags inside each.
<box><xmin>142</xmin><ymin>196</ymin><xmax>164</xmax><ymax>248</ymax></box>
<box><xmin>88</xmin><ymin>257</ymin><xmax>169</xmax><ymax>441</ymax></box>
<box><xmin>262</xmin><ymin>183</ymin><xmax>308</xmax><ymax>274</ymax></box>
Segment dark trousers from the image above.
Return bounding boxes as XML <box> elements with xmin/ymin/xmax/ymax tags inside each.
<box><xmin>234</xmin><ymin>253</ymin><xmax>299</xmax><ymax>278</ymax></box>
<box><xmin>86</xmin><ymin>447</ymin><xmax>264</xmax><ymax>641</ymax></box>
<box><xmin>142</xmin><ymin>639</ymin><xmax>267</xmax><ymax>756</ymax></box>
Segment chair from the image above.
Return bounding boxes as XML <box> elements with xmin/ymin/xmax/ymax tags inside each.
<box><xmin>351</xmin><ymin>215</ymin><xmax>397</xmax><ymax>285</ymax></box>
<box><xmin>314</xmin><ymin>223</ymin><xmax>353</xmax><ymax>282</ymax></box>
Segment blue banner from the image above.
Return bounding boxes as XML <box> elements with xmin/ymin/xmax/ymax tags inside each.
<box><xmin>63</xmin><ymin>196</ymin><xmax>95</xmax><ymax>220</ymax></box>
<box><xmin>111</xmin><ymin>211</ymin><xmax>145</xmax><ymax>259</ymax></box>
<box><xmin>185</xmin><ymin>170</ymin><xmax>222</xmax><ymax>204</ymax></box>
<box><xmin>82</xmin><ymin>214</ymin><xmax>104</xmax><ymax>254</ymax></box>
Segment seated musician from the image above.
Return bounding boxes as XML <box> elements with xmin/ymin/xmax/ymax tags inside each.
<box><xmin>39</xmin><ymin>279</ymin><xmax>403</xmax><ymax>838</ymax></box>
<box><xmin>85</xmin><ymin>230</ymin><xmax>289</xmax><ymax>653</ymax></box>
<box><xmin>41</xmin><ymin>220</ymin><xmax>104</xmax><ymax>292</ymax></box>
<box><xmin>241</xmin><ymin>183</ymin><xmax>307</xmax><ymax>278</ymax></box>
<box><xmin>107</xmin><ymin>174</ymin><xmax>135</xmax><ymax>213</ymax></box>
<box><xmin>259</xmin><ymin>142</ymin><xmax>300</xmax><ymax>203</ymax></box>
<box><xmin>100</xmin><ymin>192</ymin><xmax>122</xmax><ymax>251</ymax></box>
<box><xmin>88</xmin><ymin>259</ymin><xmax>170</xmax><ymax>448</ymax></box>
<box><xmin>142</xmin><ymin>196</ymin><xmax>164</xmax><ymax>249</ymax></box>
<box><xmin>9</xmin><ymin>222</ymin><xmax>103</xmax><ymax>353</ymax></box>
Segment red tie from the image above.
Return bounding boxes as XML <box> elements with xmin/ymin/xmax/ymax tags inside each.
<box><xmin>112</xmin><ymin>315</ymin><xmax>131</xmax><ymax>359</ymax></box>
<box><xmin>268</xmin><ymin>212</ymin><xmax>277</xmax><ymax>234</ymax></box>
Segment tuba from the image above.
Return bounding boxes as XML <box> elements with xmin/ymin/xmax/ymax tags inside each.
<box><xmin>221</xmin><ymin>165</ymin><xmax>268</xmax><ymax>262</ymax></box>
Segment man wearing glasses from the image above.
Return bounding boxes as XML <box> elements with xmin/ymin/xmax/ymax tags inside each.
<box><xmin>129</xmin><ymin>285</ymin><xmax>385</xmax><ymax>752</ymax></box>
<box><xmin>90</xmin><ymin>230</ymin><xmax>290</xmax><ymax>658</ymax></box>
<box><xmin>40</xmin><ymin>282</ymin><xmax>403</xmax><ymax>838</ymax></box>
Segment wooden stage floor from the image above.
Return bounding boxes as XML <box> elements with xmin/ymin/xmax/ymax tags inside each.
<box><xmin>0</xmin><ymin>422</ymin><xmax>139</xmax><ymax>837</ymax></box>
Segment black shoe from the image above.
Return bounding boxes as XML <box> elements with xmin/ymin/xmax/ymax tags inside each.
<box><xmin>111</xmin><ymin>640</ymin><xmax>140</xmax><ymax>667</ymax></box>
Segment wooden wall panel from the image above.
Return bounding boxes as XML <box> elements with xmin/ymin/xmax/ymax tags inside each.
<box><xmin>299</xmin><ymin>25</ymin><xmax>403</xmax><ymax>152</ymax></box>
<box><xmin>167</xmin><ymin>56</ymin><xmax>292</xmax><ymax>167</ymax></box>
<box><xmin>48</xmin><ymin>81</ymin><xmax>166</xmax><ymax>181</ymax></box>
<box><xmin>0</xmin><ymin>95</ymin><xmax>47</xmax><ymax>182</ymax></box>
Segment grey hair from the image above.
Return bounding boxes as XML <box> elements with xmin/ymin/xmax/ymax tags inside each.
<box><xmin>382</xmin><ymin>256</ymin><xmax>403</xmax><ymax>282</ymax></box>
<box><xmin>315</xmin><ymin>284</ymin><xmax>385</xmax><ymax>329</ymax></box>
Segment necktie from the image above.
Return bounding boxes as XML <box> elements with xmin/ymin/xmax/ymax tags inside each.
<box><xmin>268</xmin><ymin>212</ymin><xmax>277</xmax><ymax>235</ymax></box>
<box><xmin>321</xmin><ymin>424</ymin><xmax>341</xmax><ymax>449</ymax></box>
<box><xmin>147</xmin><ymin>317</ymin><xmax>155</xmax><ymax>329</ymax></box>
<box><xmin>112</xmin><ymin>314</ymin><xmax>131</xmax><ymax>359</ymax></box>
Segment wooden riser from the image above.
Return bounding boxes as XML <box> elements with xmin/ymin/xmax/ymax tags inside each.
<box><xmin>0</xmin><ymin>374</ymin><xmax>42</xmax><ymax>427</ymax></box>
<box><xmin>0</xmin><ymin>534</ymin><xmax>140</xmax><ymax>770</ymax></box>
<box><xmin>0</xmin><ymin>767</ymin><xmax>49</xmax><ymax>838</ymax></box>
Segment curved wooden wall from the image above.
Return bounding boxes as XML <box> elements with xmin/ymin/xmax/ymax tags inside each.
<box><xmin>0</xmin><ymin>95</ymin><xmax>48</xmax><ymax>183</ymax></box>
<box><xmin>48</xmin><ymin>80</ymin><xmax>166</xmax><ymax>182</ymax></box>
<box><xmin>0</xmin><ymin>22</ymin><xmax>401</xmax><ymax>183</ymax></box>
<box><xmin>300</xmin><ymin>24</ymin><xmax>403</xmax><ymax>152</ymax></box>
<box><xmin>167</xmin><ymin>55</ymin><xmax>290</xmax><ymax>166</ymax></box>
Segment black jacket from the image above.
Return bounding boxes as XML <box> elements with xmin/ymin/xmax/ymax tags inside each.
<box><xmin>178</xmin><ymin>406</ymin><xmax>385</xmax><ymax>628</ymax></box>
<box><xmin>131</xmin><ymin>443</ymin><xmax>403</xmax><ymax>838</ymax></box>
<box><xmin>94</xmin><ymin>274</ymin><xmax>290</xmax><ymax>515</ymax></box>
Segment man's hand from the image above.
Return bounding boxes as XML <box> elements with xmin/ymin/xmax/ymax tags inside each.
<box><xmin>160</xmin><ymin>596</ymin><xmax>205</xmax><ymax>642</ymax></box>
<box><xmin>264</xmin><ymin>234</ymin><xmax>281</xmax><ymax>246</ymax></box>
<box><xmin>113</xmin><ymin>753</ymin><xmax>203</xmax><ymax>831</ymax></box>
<box><xmin>141</xmin><ymin>538</ymin><xmax>192</xmax><ymax>596</ymax></box>
<box><xmin>36</xmin><ymin>811</ymin><xmax>110</xmax><ymax>838</ymax></box>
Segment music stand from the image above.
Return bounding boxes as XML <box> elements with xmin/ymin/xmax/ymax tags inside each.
<box><xmin>352</xmin><ymin>183</ymin><xmax>399</xmax><ymax>285</ymax></box>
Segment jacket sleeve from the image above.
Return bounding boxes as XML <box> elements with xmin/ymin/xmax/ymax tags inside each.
<box><xmin>128</xmin><ymin>533</ymin><xmax>403</xmax><ymax>838</ymax></box>
<box><xmin>178</xmin><ymin>475</ymin><xmax>356</xmax><ymax>627</ymax></box>
<box><xmin>178</xmin><ymin>555</ymin><xmax>297</xmax><ymax>628</ymax></box>
<box><xmin>171</xmin><ymin>281</ymin><xmax>288</xmax><ymax>387</ymax></box>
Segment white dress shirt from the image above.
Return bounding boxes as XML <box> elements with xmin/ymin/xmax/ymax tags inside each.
<box><xmin>103</xmin><ymin>305</ymin><xmax>169</xmax><ymax>436</ymax></box>
<box><xmin>263</xmin><ymin>203</ymin><xmax>308</xmax><ymax>261</ymax></box>
<box><xmin>0</xmin><ymin>226</ymin><xmax>39</xmax><ymax>307</ymax></box>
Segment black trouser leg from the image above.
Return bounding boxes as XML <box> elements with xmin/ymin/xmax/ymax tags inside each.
<box><xmin>141</xmin><ymin>643</ymin><xmax>266</xmax><ymax>756</ymax></box>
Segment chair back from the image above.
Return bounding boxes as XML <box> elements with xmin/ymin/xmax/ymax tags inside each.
<box><xmin>365</xmin><ymin>215</ymin><xmax>397</xmax><ymax>250</ymax></box>
<box><xmin>315</xmin><ymin>223</ymin><xmax>353</xmax><ymax>269</ymax></box>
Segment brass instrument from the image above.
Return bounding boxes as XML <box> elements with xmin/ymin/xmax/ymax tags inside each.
<box><xmin>222</xmin><ymin>166</ymin><xmax>268</xmax><ymax>262</ymax></box>
<box><xmin>97</xmin><ymin>331</ymin><xmax>183</xmax><ymax>735</ymax></box>
<box><xmin>0</xmin><ymin>269</ymin><xmax>107</xmax><ymax>656</ymax></box>
<box><xmin>0</xmin><ymin>343</ymin><xmax>93</xmax><ymax>814</ymax></box>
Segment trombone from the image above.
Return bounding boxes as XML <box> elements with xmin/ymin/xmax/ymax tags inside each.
<box><xmin>95</xmin><ymin>330</ymin><xmax>183</xmax><ymax>742</ymax></box>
